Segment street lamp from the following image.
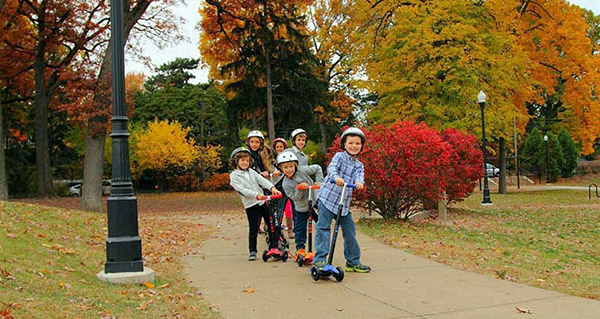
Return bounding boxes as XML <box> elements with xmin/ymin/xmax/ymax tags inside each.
<box><xmin>478</xmin><ymin>90</ymin><xmax>492</xmax><ymax>205</ymax></box>
<box><xmin>544</xmin><ymin>134</ymin><xmax>550</xmax><ymax>184</ymax></box>
<box><xmin>97</xmin><ymin>0</ymin><xmax>154</xmax><ymax>283</ymax></box>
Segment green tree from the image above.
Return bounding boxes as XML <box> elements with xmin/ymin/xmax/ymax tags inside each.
<box><xmin>558</xmin><ymin>128</ymin><xmax>578</xmax><ymax>178</ymax></box>
<box><xmin>522</xmin><ymin>128</ymin><xmax>564</xmax><ymax>183</ymax></box>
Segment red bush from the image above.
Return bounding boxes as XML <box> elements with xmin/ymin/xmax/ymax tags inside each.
<box><xmin>167</xmin><ymin>174</ymin><xmax>200</xmax><ymax>192</ymax></box>
<box><xmin>199</xmin><ymin>173</ymin><xmax>232</xmax><ymax>191</ymax></box>
<box><xmin>441</xmin><ymin>128</ymin><xmax>483</xmax><ymax>204</ymax></box>
<box><xmin>328</xmin><ymin>121</ymin><xmax>481</xmax><ymax>221</ymax></box>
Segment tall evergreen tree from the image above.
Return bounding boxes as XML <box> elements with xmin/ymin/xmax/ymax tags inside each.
<box><xmin>558</xmin><ymin>128</ymin><xmax>578</xmax><ymax>178</ymax></box>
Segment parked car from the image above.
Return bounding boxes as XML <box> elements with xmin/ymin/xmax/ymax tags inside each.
<box><xmin>69</xmin><ymin>183</ymin><xmax>82</xmax><ymax>197</ymax></box>
<box><xmin>68</xmin><ymin>181</ymin><xmax>111</xmax><ymax>197</ymax></box>
<box><xmin>486</xmin><ymin>163</ymin><xmax>500</xmax><ymax>177</ymax></box>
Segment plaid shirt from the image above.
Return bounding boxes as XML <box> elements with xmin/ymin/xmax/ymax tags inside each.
<box><xmin>318</xmin><ymin>151</ymin><xmax>364</xmax><ymax>216</ymax></box>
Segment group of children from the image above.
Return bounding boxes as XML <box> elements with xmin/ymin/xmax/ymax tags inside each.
<box><xmin>229</xmin><ymin>127</ymin><xmax>371</xmax><ymax>273</ymax></box>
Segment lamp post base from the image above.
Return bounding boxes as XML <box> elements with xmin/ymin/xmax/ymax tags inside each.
<box><xmin>97</xmin><ymin>268</ymin><xmax>155</xmax><ymax>285</ymax></box>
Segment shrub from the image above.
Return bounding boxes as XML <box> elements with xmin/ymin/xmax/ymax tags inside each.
<box><xmin>441</xmin><ymin>128</ymin><xmax>483</xmax><ymax>204</ymax></box>
<box><xmin>328</xmin><ymin>121</ymin><xmax>469</xmax><ymax>221</ymax></box>
<box><xmin>199</xmin><ymin>173</ymin><xmax>232</xmax><ymax>191</ymax></box>
<box><xmin>167</xmin><ymin>174</ymin><xmax>200</xmax><ymax>192</ymax></box>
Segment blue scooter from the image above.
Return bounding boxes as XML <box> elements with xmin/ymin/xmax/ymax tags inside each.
<box><xmin>309</xmin><ymin>179</ymin><xmax>356</xmax><ymax>282</ymax></box>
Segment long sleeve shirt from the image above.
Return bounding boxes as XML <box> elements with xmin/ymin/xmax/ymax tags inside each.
<box><xmin>317</xmin><ymin>151</ymin><xmax>364</xmax><ymax>216</ymax></box>
<box><xmin>229</xmin><ymin>169</ymin><xmax>275</xmax><ymax>209</ymax></box>
<box><xmin>282</xmin><ymin>165</ymin><xmax>324</xmax><ymax>212</ymax></box>
<box><xmin>285</xmin><ymin>146</ymin><xmax>308</xmax><ymax>166</ymax></box>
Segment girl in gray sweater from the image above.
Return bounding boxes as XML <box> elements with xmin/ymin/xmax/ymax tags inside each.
<box><xmin>229</xmin><ymin>147</ymin><xmax>281</xmax><ymax>261</ymax></box>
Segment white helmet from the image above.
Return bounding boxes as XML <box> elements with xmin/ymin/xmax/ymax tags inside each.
<box><xmin>290</xmin><ymin>128</ymin><xmax>307</xmax><ymax>145</ymax></box>
<box><xmin>247</xmin><ymin>130</ymin><xmax>265</xmax><ymax>140</ymax></box>
<box><xmin>340</xmin><ymin>127</ymin><xmax>366</xmax><ymax>151</ymax></box>
<box><xmin>276</xmin><ymin>151</ymin><xmax>298</xmax><ymax>167</ymax></box>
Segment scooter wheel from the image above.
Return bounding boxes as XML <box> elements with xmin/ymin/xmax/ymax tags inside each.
<box><xmin>334</xmin><ymin>267</ymin><xmax>344</xmax><ymax>282</ymax></box>
<box><xmin>310</xmin><ymin>266</ymin><xmax>320</xmax><ymax>281</ymax></box>
<box><xmin>282</xmin><ymin>251</ymin><xmax>288</xmax><ymax>262</ymax></box>
<box><xmin>262</xmin><ymin>250</ymin><xmax>268</xmax><ymax>262</ymax></box>
<box><xmin>297</xmin><ymin>256</ymin><xmax>304</xmax><ymax>267</ymax></box>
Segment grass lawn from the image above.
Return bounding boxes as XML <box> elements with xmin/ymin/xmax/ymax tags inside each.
<box><xmin>0</xmin><ymin>191</ymin><xmax>240</xmax><ymax>319</ymax></box>
<box><xmin>358</xmin><ymin>189</ymin><xmax>600</xmax><ymax>300</ymax></box>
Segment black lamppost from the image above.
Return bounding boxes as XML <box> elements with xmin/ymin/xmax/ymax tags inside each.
<box><xmin>478</xmin><ymin>90</ymin><xmax>492</xmax><ymax>205</ymax></box>
<box><xmin>544</xmin><ymin>134</ymin><xmax>550</xmax><ymax>184</ymax></box>
<box><xmin>98</xmin><ymin>0</ymin><xmax>153</xmax><ymax>282</ymax></box>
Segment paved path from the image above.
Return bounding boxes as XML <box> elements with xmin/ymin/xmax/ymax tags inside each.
<box><xmin>184</xmin><ymin>215</ymin><xmax>600</xmax><ymax>319</ymax></box>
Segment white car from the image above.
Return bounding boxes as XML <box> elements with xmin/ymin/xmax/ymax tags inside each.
<box><xmin>68</xmin><ymin>181</ymin><xmax>111</xmax><ymax>197</ymax></box>
<box><xmin>485</xmin><ymin>163</ymin><xmax>500</xmax><ymax>177</ymax></box>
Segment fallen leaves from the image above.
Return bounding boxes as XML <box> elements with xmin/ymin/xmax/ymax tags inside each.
<box><xmin>243</xmin><ymin>288</ymin><xmax>256</xmax><ymax>294</ymax></box>
<box><xmin>515</xmin><ymin>306</ymin><xmax>532</xmax><ymax>314</ymax></box>
<box><xmin>144</xmin><ymin>282</ymin><xmax>155</xmax><ymax>289</ymax></box>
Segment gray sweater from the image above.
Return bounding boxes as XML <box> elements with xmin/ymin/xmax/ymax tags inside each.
<box><xmin>230</xmin><ymin>169</ymin><xmax>275</xmax><ymax>209</ymax></box>
<box><xmin>285</xmin><ymin>146</ymin><xmax>308</xmax><ymax>166</ymax></box>
<box><xmin>282</xmin><ymin>165</ymin><xmax>324</xmax><ymax>212</ymax></box>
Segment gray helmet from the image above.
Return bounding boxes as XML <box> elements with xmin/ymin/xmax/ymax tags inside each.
<box><xmin>276</xmin><ymin>151</ymin><xmax>298</xmax><ymax>168</ymax></box>
<box><xmin>230</xmin><ymin>146</ymin><xmax>251</xmax><ymax>159</ymax></box>
<box><xmin>340</xmin><ymin>127</ymin><xmax>366</xmax><ymax>151</ymax></box>
<box><xmin>290</xmin><ymin>128</ymin><xmax>307</xmax><ymax>146</ymax></box>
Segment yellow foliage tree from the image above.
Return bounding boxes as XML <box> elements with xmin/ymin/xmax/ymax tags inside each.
<box><xmin>135</xmin><ymin>119</ymin><xmax>199</xmax><ymax>187</ymax></box>
<box><xmin>196</xmin><ymin>144</ymin><xmax>223</xmax><ymax>179</ymax></box>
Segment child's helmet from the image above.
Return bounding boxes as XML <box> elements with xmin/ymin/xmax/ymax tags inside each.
<box><xmin>247</xmin><ymin>130</ymin><xmax>265</xmax><ymax>141</ymax></box>
<box><xmin>230</xmin><ymin>146</ymin><xmax>253</xmax><ymax>168</ymax></box>
<box><xmin>340</xmin><ymin>127</ymin><xmax>366</xmax><ymax>151</ymax></box>
<box><xmin>290</xmin><ymin>128</ymin><xmax>307</xmax><ymax>146</ymax></box>
<box><xmin>276</xmin><ymin>151</ymin><xmax>298</xmax><ymax>168</ymax></box>
<box><xmin>272</xmin><ymin>137</ymin><xmax>288</xmax><ymax>149</ymax></box>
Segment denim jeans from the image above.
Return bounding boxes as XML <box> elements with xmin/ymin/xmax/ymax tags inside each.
<box><xmin>292</xmin><ymin>202</ymin><xmax>309</xmax><ymax>250</ymax></box>
<box><xmin>314</xmin><ymin>200</ymin><xmax>361</xmax><ymax>265</ymax></box>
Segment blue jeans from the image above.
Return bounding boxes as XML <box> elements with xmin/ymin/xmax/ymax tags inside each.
<box><xmin>293</xmin><ymin>202</ymin><xmax>309</xmax><ymax>250</ymax></box>
<box><xmin>314</xmin><ymin>200</ymin><xmax>361</xmax><ymax>265</ymax></box>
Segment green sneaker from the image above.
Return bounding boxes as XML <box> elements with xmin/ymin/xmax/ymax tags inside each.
<box><xmin>313</xmin><ymin>261</ymin><xmax>327</xmax><ymax>270</ymax></box>
<box><xmin>345</xmin><ymin>262</ymin><xmax>371</xmax><ymax>273</ymax></box>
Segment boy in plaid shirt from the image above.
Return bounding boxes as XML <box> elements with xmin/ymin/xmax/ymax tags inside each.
<box><xmin>314</xmin><ymin>127</ymin><xmax>371</xmax><ymax>273</ymax></box>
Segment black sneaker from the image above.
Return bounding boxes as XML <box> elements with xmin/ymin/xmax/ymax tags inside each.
<box><xmin>345</xmin><ymin>262</ymin><xmax>371</xmax><ymax>273</ymax></box>
<box><xmin>248</xmin><ymin>251</ymin><xmax>257</xmax><ymax>261</ymax></box>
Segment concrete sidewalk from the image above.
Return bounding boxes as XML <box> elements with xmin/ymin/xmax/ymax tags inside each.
<box><xmin>184</xmin><ymin>215</ymin><xmax>600</xmax><ymax>319</ymax></box>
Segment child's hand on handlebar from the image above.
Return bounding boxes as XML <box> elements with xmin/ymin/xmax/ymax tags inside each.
<box><xmin>272</xmin><ymin>170</ymin><xmax>281</xmax><ymax>177</ymax></box>
<box><xmin>257</xmin><ymin>194</ymin><xmax>267</xmax><ymax>200</ymax></box>
<box><xmin>335</xmin><ymin>177</ymin><xmax>345</xmax><ymax>186</ymax></box>
<box><xmin>298</xmin><ymin>182</ymin><xmax>309</xmax><ymax>189</ymax></box>
<box><xmin>261</xmin><ymin>171</ymin><xmax>269</xmax><ymax>178</ymax></box>
<box><xmin>271</xmin><ymin>188</ymin><xmax>281</xmax><ymax>196</ymax></box>
<box><xmin>355</xmin><ymin>182</ymin><xmax>364</xmax><ymax>191</ymax></box>
<box><xmin>314</xmin><ymin>182</ymin><xmax>321</xmax><ymax>188</ymax></box>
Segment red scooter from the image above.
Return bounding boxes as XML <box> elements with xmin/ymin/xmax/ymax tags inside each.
<box><xmin>262</xmin><ymin>193</ymin><xmax>289</xmax><ymax>262</ymax></box>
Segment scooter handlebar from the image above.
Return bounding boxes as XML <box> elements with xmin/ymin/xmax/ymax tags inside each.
<box><xmin>329</xmin><ymin>179</ymin><xmax>357</xmax><ymax>189</ymax></box>
<box><xmin>267</xmin><ymin>193</ymin><xmax>283</xmax><ymax>200</ymax></box>
<box><xmin>296</xmin><ymin>184</ymin><xmax>320</xmax><ymax>190</ymax></box>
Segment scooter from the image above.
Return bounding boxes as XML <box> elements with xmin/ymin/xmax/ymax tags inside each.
<box><xmin>309</xmin><ymin>179</ymin><xmax>356</xmax><ymax>282</ymax></box>
<box><xmin>295</xmin><ymin>184</ymin><xmax>319</xmax><ymax>267</ymax></box>
<box><xmin>262</xmin><ymin>193</ymin><xmax>289</xmax><ymax>262</ymax></box>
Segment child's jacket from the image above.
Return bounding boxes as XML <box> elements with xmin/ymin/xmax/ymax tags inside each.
<box><xmin>230</xmin><ymin>169</ymin><xmax>275</xmax><ymax>208</ymax></box>
<box><xmin>285</xmin><ymin>146</ymin><xmax>308</xmax><ymax>166</ymax></box>
<box><xmin>282</xmin><ymin>165</ymin><xmax>324</xmax><ymax>213</ymax></box>
<box><xmin>318</xmin><ymin>151</ymin><xmax>364</xmax><ymax>216</ymax></box>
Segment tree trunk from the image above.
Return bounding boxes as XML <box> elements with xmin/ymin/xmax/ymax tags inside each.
<box><xmin>81</xmin><ymin>0</ymin><xmax>151</xmax><ymax>212</ymax></box>
<box><xmin>265</xmin><ymin>50</ymin><xmax>275</xmax><ymax>141</ymax></box>
<box><xmin>34</xmin><ymin>45</ymin><xmax>54</xmax><ymax>197</ymax></box>
<box><xmin>82</xmin><ymin>47</ymin><xmax>111</xmax><ymax>212</ymax></box>
<box><xmin>319</xmin><ymin>121</ymin><xmax>327</xmax><ymax>153</ymax></box>
<box><xmin>0</xmin><ymin>96</ymin><xmax>8</xmax><ymax>200</ymax></box>
<box><xmin>499</xmin><ymin>137</ymin><xmax>507</xmax><ymax>194</ymax></box>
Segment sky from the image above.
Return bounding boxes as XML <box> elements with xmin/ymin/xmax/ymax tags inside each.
<box><xmin>126</xmin><ymin>0</ymin><xmax>599</xmax><ymax>85</ymax></box>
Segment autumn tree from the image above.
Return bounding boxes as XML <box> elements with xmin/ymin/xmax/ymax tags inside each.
<box><xmin>515</xmin><ymin>0</ymin><xmax>600</xmax><ymax>154</ymax></box>
<box><xmin>1</xmin><ymin>0</ymin><xmax>110</xmax><ymax>197</ymax></box>
<box><xmin>134</xmin><ymin>119</ymin><xmax>199</xmax><ymax>189</ymax></box>
<box><xmin>81</xmin><ymin>0</ymin><xmax>182</xmax><ymax>212</ymax></box>
<box><xmin>200</xmin><ymin>0</ymin><xmax>324</xmax><ymax>140</ymax></box>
